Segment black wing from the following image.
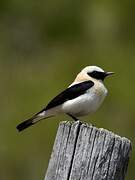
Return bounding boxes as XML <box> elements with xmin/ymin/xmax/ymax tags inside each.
<box><xmin>44</xmin><ymin>80</ymin><xmax>94</xmax><ymax>111</ymax></box>
<box><xmin>35</xmin><ymin>80</ymin><xmax>94</xmax><ymax>115</ymax></box>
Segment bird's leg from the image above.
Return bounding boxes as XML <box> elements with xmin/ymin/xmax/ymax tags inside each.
<box><xmin>67</xmin><ymin>113</ymin><xmax>79</xmax><ymax>121</ymax></box>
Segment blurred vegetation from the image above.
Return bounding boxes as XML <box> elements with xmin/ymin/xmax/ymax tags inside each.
<box><xmin>1</xmin><ymin>0</ymin><xmax>135</xmax><ymax>179</ymax></box>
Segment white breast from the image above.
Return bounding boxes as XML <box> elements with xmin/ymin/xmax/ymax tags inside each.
<box><xmin>62</xmin><ymin>81</ymin><xmax>108</xmax><ymax>117</ymax></box>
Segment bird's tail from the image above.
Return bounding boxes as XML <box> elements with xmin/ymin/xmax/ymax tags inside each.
<box><xmin>16</xmin><ymin>112</ymin><xmax>52</xmax><ymax>132</ymax></box>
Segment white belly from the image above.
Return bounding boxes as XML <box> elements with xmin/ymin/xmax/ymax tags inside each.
<box><xmin>62</xmin><ymin>84</ymin><xmax>108</xmax><ymax>117</ymax></box>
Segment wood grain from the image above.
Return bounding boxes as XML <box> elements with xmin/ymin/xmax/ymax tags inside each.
<box><xmin>44</xmin><ymin>121</ymin><xmax>131</xmax><ymax>180</ymax></box>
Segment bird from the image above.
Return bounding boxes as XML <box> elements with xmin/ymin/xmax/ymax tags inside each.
<box><xmin>16</xmin><ymin>65</ymin><xmax>114</xmax><ymax>132</ymax></box>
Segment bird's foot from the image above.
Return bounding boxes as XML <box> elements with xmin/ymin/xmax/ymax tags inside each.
<box><xmin>67</xmin><ymin>113</ymin><xmax>78</xmax><ymax>121</ymax></box>
<box><xmin>67</xmin><ymin>113</ymin><xmax>79</xmax><ymax>121</ymax></box>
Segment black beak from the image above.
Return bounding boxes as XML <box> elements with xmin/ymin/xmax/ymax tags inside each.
<box><xmin>105</xmin><ymin>72</ymin><xmax>115</xmax><ymax>77</ymax></box>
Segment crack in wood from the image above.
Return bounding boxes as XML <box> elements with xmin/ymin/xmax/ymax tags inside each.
<box><xmin>67</xmin><ymin>121</ymin><xmax>82</xmax><ymax>180</ymax></box>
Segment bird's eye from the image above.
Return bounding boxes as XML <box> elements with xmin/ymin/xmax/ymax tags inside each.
<box><xmin>87</xmin><ymin>71</ymin><xmax>106</xmax><ymax>80</ymax></box>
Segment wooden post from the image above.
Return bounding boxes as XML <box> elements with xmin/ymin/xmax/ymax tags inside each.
<box><xmin>44</xmin><ymin>121</ymin><xmax>131</xmax><ymax>180</ymax></box>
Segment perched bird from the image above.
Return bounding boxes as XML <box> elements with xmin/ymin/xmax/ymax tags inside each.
<box><xmin>16</xmin><ymin>66</ymin><xmax>114</xmax><ymax>132</ymax></box>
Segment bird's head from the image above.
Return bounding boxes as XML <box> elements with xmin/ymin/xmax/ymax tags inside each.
<box><xmin>81</xmin><ymin>66</ymin><xmax>114</xmax><ymax>81</ymax></box>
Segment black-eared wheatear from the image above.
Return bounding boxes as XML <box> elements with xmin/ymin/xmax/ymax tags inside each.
<box><xmin>17</xmin><ymin>66</ymin><xmax>114</xmax><ymax>132</ymax></box>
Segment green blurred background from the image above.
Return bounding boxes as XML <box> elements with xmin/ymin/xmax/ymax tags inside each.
<box><xmin>1</xmin><ymin>0</ymin><xmax>135</xmax><ymax>179</ymax></box>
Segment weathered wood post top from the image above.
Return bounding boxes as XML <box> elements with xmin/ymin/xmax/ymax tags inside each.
<box><xmin>45</xmin><ymin>121</ymin><xmax>131</xmax><ymax>180</ymax></box>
